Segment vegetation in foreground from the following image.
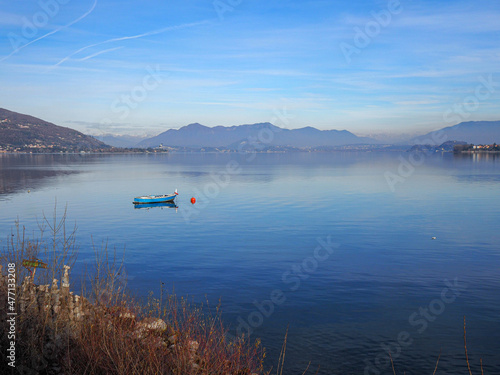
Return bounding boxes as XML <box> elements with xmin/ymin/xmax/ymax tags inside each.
<box><xmin>0</xmin><ymin>209</ymin><xmax>266</xmax><ymax>374</ymax></box>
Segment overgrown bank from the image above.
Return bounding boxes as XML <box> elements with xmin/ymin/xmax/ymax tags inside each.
<box><xmin>0</xmin><ymin>212</ymin><xmax>266</xmax><ymax>374</ymax></box>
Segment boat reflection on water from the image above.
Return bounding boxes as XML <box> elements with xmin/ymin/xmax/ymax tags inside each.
<box><xmin>133</xmin><ymin>202</ymin><xmax>178</xmax><ymax>211</ymax></box>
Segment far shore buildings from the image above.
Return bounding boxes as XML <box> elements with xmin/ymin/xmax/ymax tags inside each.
<box><xmin>473</xmin><ymin>144</ymin><xmax>497</xmax><ymax>150</ymax></box>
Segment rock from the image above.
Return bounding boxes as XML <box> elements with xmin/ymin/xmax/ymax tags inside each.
<box><xmin>188</xmin><ymin>340</ymin><xmax>199</xmax><ymax>352</ymax></box>
<box><xmin>134</xmin><ymin>317</ymin><xmax>168</xmax><ymax>339</ymax></box>
<box><xmin>168</xmin><ymin>334</ymin><xmax>178</xmax><ymax>343</ymax></box>
<box><xmin>118</xmin><ymin>310</ymin><xmax>136</xmax><ymax>320</ymax></box>
<box><xmin>149</xmin><ymin>335</ymin><xmax>169</xmax><ymax>349</ymax></box>
<box><xmin>191</xmin><ymin>362</ymin><xmax>200</xmax><ymax>371</ymax></box>
<box><xmin>140</xmin><ymin>317</ymin><xmax>168</xmax><ymax>332</ymax></box>
<box><xmin>61</xmin><ymin>265</ymin><xmax>70</xmax><ymax>297</ymax></box>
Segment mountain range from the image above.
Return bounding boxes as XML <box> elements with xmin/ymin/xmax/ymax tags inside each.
<box><xmin>120</xmin><ymin>121</ymin><xmax>500</xmax><ymax>149</ymax></box>
<box><xmin>95</xmin><ymin>134</ymin><xmax>148</xmax><ymax>148</ymax></box>
<box><xmin>411</xmin><ymin>121</ymin><xmax>500</xmax><ymax>145</ymax></box>
<box><xmin>0</xmin><ymin>108</ymin><xmax>109</xmax><ymax>151</ymax></box>
<box><xmin>1</xmin><ymin>108</ymin><xmax>499</xmax><ymax>151</ymax></box>
<box><xmin>137</xmin><ymin>122</ymin><xmax>378</xmax><ymax>149</ymax></box>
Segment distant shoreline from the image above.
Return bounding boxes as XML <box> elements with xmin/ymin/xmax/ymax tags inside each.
<box><xmin>0</xmin><ymin>149</ymin><xmax>408</xmax><ymax>155</ymax></box>
<box><xmin>0</xmin><ymin>149</ymin><xmax>169</xmax><ymax>155</ymax></box>
<box><xmin>2</xmin><ymin>148</ymin><xmax>500</xmax><ymax>156</ymax></box>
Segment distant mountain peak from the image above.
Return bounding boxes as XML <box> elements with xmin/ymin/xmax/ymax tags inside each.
<box><xmin>138</xmin><ymin>122</ymin><xmax>378</xmax><ymax>149</ymax></box>
<box><xmin>410</xmin><ymin>120</ymin><xmax>500</xmax><ymax>145</ymax></box>
<box><xmin>296</xmin><ymin>126</ymin><xmax>320</xmax><ymax>132</ymax></box>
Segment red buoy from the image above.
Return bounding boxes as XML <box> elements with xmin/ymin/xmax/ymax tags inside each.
<box><xmin>191</xmin><ymin>197</ymin><xmax>196</xmax><ymax>204</ymax></box>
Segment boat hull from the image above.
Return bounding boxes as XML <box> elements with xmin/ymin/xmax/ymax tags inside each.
<box><xmin>133</xmin><ymin>194</ymin><xmax>177</xmax><ymax>204</ymax></box>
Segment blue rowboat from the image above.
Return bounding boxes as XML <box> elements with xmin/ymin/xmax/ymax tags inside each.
<box><xmin>133</xmin><ymin>189</ymin><xmax>178</xmax><ymax>204</ymax></box>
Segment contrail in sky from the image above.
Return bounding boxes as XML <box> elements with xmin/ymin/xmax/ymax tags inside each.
<box><xmin>78</xmin><ymin>46</ymin><xmax>124</xmax><ymax>61</ymax></box>
<box><xmin>0</xmin><ymin>0</ymin><xmax>98</xmax><ymax>62</ymax></box>
<box><xmin>53</xmin><ymin>20</ymin><xmax>210</xmax><ymax>67</ymax></box>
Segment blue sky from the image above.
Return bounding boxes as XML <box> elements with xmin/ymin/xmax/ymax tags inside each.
<box><xmin>0</xmin><ymin>0</ymin><xmax>499</xmax><ymax>137</ymax></box>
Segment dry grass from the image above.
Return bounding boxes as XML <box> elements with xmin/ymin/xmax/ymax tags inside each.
<box><xmin>0</xmin><ymin>210</ymin><xmax>267</xmax><ymax>374</ymax></box>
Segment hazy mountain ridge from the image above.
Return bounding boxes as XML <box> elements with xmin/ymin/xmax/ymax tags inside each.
<box><xmin>0</xmin><ymin>108</ymin><xmax>110</xmax><ymax>151</ymax></box>
<box><xmin>410</xmin><ymin>121</ymin><xmax>500</xmax><ymax>145</ymax></box>
<box><xmin>138</xmin><ymin>122</ymin><xmax>379</xmax><ymax>148</ymax></box>
<box><xmin>95</xmin><ymin>134</ymin><xmax>148</xmax><ymax>148</ymax></box>
<box><xmin>2</xmin><ymin>107</ymin><xmax>499</xmax><ymax>151</ymax></box>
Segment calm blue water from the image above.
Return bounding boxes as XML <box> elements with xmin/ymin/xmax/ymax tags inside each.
<box><xmin>1</xmin><ymin>152</ymin><xmax>499</xmax><ymax>374</ymax></box>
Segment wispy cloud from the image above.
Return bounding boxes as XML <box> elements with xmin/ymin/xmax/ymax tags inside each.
<box><xmin>0</xmin><ymin>11</ymin><xmax>24</xmax><ymax>27</ymax></box>
<box><xmin>244</xmin><ymin>88</ymin><xmax>280</xmax><ymax>92</ymax></box>
<box><xmin>65</xmin><ymin>120</ymin><xmax>165</xmax><ymax>136</ymax></box>
<box><xmin>0</xmin><ymin>0</ymin><xmax>98</xmax><ymax>62</ymax></box>
<box><xmin>77</xmin><ymin>46</ymin><xmax>124</xmax><ymax>61</ymax></box>
<box><xmin>394</xmin><ymin>10</ymin><xmax>500</xmax><ymax>32</ymax></box>
<box><xmin>53</xmin><ymin>20</ymin><xmax>210</xmax><ymax>67</ymax></box>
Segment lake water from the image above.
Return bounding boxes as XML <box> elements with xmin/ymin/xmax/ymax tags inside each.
<box><xmin>1</xmin><ymin>152</ymin><xmax>499</xmax><ymax>374</ymax></box>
